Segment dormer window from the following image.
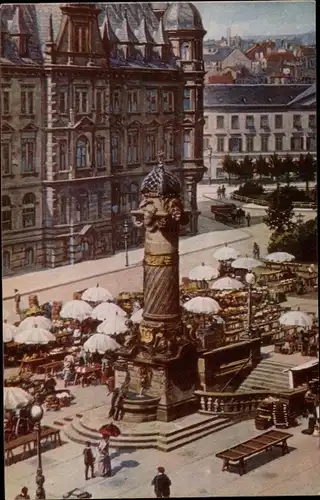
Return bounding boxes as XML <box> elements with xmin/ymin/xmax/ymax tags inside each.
<box><xmin>181</xmin><ymin>41</ymin><xmax>191</xmax><ymax>61</ymax></box>
<box><xmin>19</xmin><ymin>35</ymin><xmax>28</xmax><ymax>57</ymax></box>
<box><xmin>74</xmin><ymin>24</ymin><xmax>88</xmax><ymax>53</ymax></box>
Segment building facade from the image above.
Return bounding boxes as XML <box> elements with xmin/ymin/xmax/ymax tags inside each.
<box><xmin>1</xmin><ymin>2</ymin><xmax>206</xmax><ymax>276</ymax></box>
<box><xmin>203</xmin><ymin>84</ymin><xmax>316</xmax><ymax>179</ymax></box>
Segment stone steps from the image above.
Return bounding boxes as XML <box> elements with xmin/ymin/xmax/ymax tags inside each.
<box><xmin>236</xmin><ymin>358</ymin><xmax>295</xmax><ymax>394</ymax></box>
<box><xmin>63</xmin><ymin>413</ymin><xmax>234</xmax><ymax>452</ymax></box>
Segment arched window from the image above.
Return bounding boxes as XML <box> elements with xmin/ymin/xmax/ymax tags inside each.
<box><xmin>96</xmin><ymin>136</ymin><xmax>105</xmax><ymax>168</ymax></box>
<box><xmin>130</xmin><ymin>183</ymin><xmax>139</xmax><ymax>210</ymax></box>
<box><xmin>3</xmin><ymin>250</ymin><xmax>11</xmax><ymax>271</ymax></box>
<box><xmin>76</xmin><ymin>137</ymin><xmax>90</xmax><ymax>168</ymax></box>
<box><xmin>181</xmin><ymin>41</ymin><xmax>191</xmax><ymax>60</ymax></box>
<box><xmin>22</xmin><ymin>192</ymin><xmax>36</xmax><ymax>228</ymax></box>
<box><xmin>78</xmin><ymin>190</ymin><xmax>89</xmax><ymax>221</ymax></box>
<box><xmin>25</xmin><ymin>247</ymin><xmax>34</xmax><ymax>266</ymax></box>
<box><xmin>2</xmin><ymin>195</ymin><xmax>12</xmax><ymax>230</ymax></box>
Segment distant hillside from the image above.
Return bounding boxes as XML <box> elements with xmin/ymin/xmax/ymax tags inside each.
<box><xmin>242</xmin><ymin>31</ymin><xmax>315</xmax><ymax>45</ymax></box>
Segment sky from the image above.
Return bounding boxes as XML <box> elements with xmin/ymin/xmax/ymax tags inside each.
<box><xmin>196</xmin><ymin>1</ymin><xmax>316</xmax><ymax>40</ymax></box>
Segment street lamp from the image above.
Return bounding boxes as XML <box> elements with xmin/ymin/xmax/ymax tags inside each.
<box><xmin>207</xmin><ymin>145</ymin><xmax>213</xmax><ymax>184</ymax></box>
<box><xmin>123</xmin><ymin>220</ymin><xmax>129</xmax><ymax>267</ymax></box>
<box><xmin>245</xmin><ymin>271</ymin><xmax>256</xmax><ymax>338</ymax></box>
<box><xmin>30</xmin><ymin>396</ymin><xmax>45</xmax><ymax>499</ymax></box>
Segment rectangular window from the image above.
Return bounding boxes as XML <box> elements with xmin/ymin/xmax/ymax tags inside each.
<box><xmin>96</xmin><ymin>136</ymin><xmax>105</xmax><ymax>167</ymax></box>
<box><xmin>217</xmin><ymin>137</ymin><xmax>225</xmax><ymax>152</ymax></box>
<box><xmin>59</xmin><ymin>90</ymin><xmax>67</xmax><ymax>114</ymax></box>
<box><xmin>21</xmin><ymin>139</ymin><xmax>35</xmax><ymax>172</ymax></box>
<box><xmin>275</xmin><ymin>135</ymin><xmax>283</xmax><ymax>151</ymax></box>
<box><xmin>275</xmin><ymin>114</ymin><xmax>283</xmax><ymax>129</ymax></box>
<box><xmin>293</xmin><ymin>114</ymin><xmax>302</xmax><ymax>128</ymax></box>
<box><xmin>164</xmin><ymin>129</ymin><xmax>174</xmax><ymax>160</ymax></box>
<box><xmin>163</xmin><ymin>91</ymin><xmax>174</xmax><ymax>113</ymax></box>
<box><xmin>2</xmin><ymin>208</ymin><xmax>12</xmax><ymax>231</ymax></box>
<box><xmin>96</xmin><ymin>89</ymin><xmax>104</xmax><ymax>114</ymax></box>
<box><xmin>246</xmin><ymin>115</ymin><xmax>254</xmax><ymax>128</ymax></box>
<box><xmin>146</xmin><ymin>89</ymin><xmax>157</xmax><ymax>113</ymax></box>
<box><xmin>204</xmin><ymin>116</ymin><xmax>209</xmax><ymax>129</ymax></box>
<box><xmin>231</xmin><ymin>115</ymin><xmax>239</xmax><ymax>130</ymax></box>
<box><xmin>1</xmin><ymin>142</ymin><xmax>11</xmax><ymax>175</ymax></box>
<box><xmin>128</xmin><ymin>90</ymin><xmax>138</xmax><ymax>113</ymax></box>
<box><xmin>2</xmin><ymin>90</ymin><xmax>10</xmax><ymax>115</ymax></box>
<box><xmin>145</xmin><ymin>130</ymin><xmax>157</xmax><ymax>162</ymax></box>
<box><xmin>111</xmin><ymin>133</ymin><xmax>120</xmax><ymax>165</ymax></box>
<box><xmin>291</xmin><ymin>137</ymin><xmax>304</xmax><ymax>151</ymax></box>
<box><xmin>246</xmin><ymin>136</ymin><xmax>254</xmax><ymax>152</ymax></box>
<box><xmin>58</xmin><ymin>141</ymin><xmax>68</xmax><ymax>171</ymax></box>
<box><xmin>183</xmin><ymin>89</ymin><xmax>191</xmax><ymax>111</ymax></box>
<box><xmin>229</xmin><ymin>137</ymin><xmax>242</xmax><ymax>153</ymax></box>
<box><xmin>183</xmin><ymin>130</ymin><xmax>192</xmax><ymax>159</ymax></box>
<box><xmin>216</xmin><ymin>115</ymin><xmax>224</xmax><ymax>129</ymax></box>
<box><xmin>260</xmin><ymin>115</ymin><xmax>269</xmax><ymax>128</ymax></box>
<box><xmin>21</xmin><ymin>89</ymin><xmax>34</xmax><ymax>114</ymax></box>
<box><xmin>74</xmin><ymin>24</ymin><xmax>88</xmax><ymax>52</ymax></box>
<box><xmin>112</xmin><ymin>90</ymin><xmax>121</xmax><ymax>113</ymax></box>
<box><xmin>23</xmin><ymin>207</ymin><xmax>35</xmax><ymax>228</ymax></box>
<box><xmin>75</xmin><ymin>89</ymin><xmax>88</xmax><ymax>113</ymax></box>
<box><xmin>203</xmin><ymin>137</ymin><xmax>210</xmax><ymax>150</ymax></box>
<box><xmin>127</xmin><ymin>130</ymin><xmax>139</xmax><ymax>164</ymax></box>
<box><xmin>261</xmin><ymin>135</ymin><xmax>269</xmax><ymax>152</ymax></box>
<box><xmin>306</xmin><ymin>135</ymin><xmax>316</xmax><ymax>151</ymax></box>
<box><xmin>308</xmin><ymin>114</ymin><xmax>315</xmax><ymax>129</ymax></box>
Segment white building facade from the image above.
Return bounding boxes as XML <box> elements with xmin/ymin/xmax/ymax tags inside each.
<box><xmin>203</xmin><ymin>84</ymin><xmax>316</xmax><ymax>179</ymax></box>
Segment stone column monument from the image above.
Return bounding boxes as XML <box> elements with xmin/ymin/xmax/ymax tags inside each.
<box><xmin>114</xmin><ymin>152</ymin><xmax>200</xmax><ymax>422</ymax></box>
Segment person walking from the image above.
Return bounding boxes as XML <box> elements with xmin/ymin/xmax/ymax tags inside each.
<box><xmin>83</xmin><ymin>441</ymin><xmax>95</xmax><ymax>480</ymax></box>
<box><xmin>151</xmin><ymin>466</ymin><xmax>172</xmax><ymax>498</ymax></box>
<box><xmin>14</xmin><ymin>289</ymin><xmax>21</xmax><ymax>316</ymax></box>
<box><xmin>245</xmin><ymin>211</ymin><xmax>251</xmax><ymax>227</ymax></box>
<box><xmin>14</xmin><ymin>487</ymin><xmax>30</xmax><ymax>500</ymax></box>
<box><xmin>221</xmin><ymin>185</ymin><xmax>226</xmax><ymax>199</ymax></box>
<box><xmin>97</xmin><ymin>436</ymin><xmax>111</xmax><ymax>477</ymax></box>
<box><xmin>217</xmin><ymin>186</ymin><xmax>221</xmax><ymax>200</ymax></box>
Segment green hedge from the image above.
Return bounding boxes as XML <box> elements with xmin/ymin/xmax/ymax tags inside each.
<box><xmin>268</xmin><ymin>218</ymin><xmax>317</xmax><ymax>263</ymax></box>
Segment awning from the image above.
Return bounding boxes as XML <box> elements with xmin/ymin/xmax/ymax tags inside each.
<box><xmin>79</xmin><ymin>224</ymin><xmax>92</xmax><ymax>236</ymax></box>
<box><xmin>289</xmin><ymin>359</ymin><xmax>318</xmax><ymax>372</ymax></box>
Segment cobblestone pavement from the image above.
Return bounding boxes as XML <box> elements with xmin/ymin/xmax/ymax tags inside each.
<box><xmin>5</xmin><ymin>417</ymin><xmax>320</xmax><ymax>499</ymax></box>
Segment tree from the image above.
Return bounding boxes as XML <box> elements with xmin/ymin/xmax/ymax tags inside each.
<box><xmin>220</xmin><ymin>155</ymin><xmax>239</xmax><ymax>183</ymax></box>
<box><xmin>268</xmin><ymin>153</ymin><xmax>285</xmax><ymax>190</ymax></box>
<box><xmin>264</xmin><ymin>187</ymin><xmax>295</xmax><ymax>234</ymax></box>
<box><xmin>268</xmin><ymin>217</ymin><xmax>317</xmax><ymax>263</ymax></box>
<box><xmin>295</xmin><ymin>153</ymin><xmax>316</xmax><ymax>193</ymax></box>
<box><xmin>238</xmin><ymin>155</ymin><xmax>254</xmax><ymax>184</ymax></box>
<box><xmin>254</xmin><ymin>155</ymin><xmax>270</xmax><ymax>181</ymax></box>
<box><xmin>282</xmin><ymin>154</ymin><xmax>296</xmax><ymax>186</ymax></box>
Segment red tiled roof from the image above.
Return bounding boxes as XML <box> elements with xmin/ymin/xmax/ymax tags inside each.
<box><xmin>207</xmin><ymin>73</ymin><xmax>234</xmax><ymax>84</ymax></box>
<box><xmin>266</xmin><ymin>51</ymin><xmax>296</xmax><ymax>61</ymax></box>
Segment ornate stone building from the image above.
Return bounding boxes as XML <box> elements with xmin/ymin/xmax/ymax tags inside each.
<box><xmin>1</xmin><ymin>2</ymin><xmax>206</xmax><ymax>275</ymax></box>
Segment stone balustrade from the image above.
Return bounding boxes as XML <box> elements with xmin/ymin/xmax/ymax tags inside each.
<box><xmin>194</xmin><ymin>390</ymin><xmax>272</xmax><ymax>417</ymax></box>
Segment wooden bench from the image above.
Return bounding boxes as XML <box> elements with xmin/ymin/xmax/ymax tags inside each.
<box><xmin>5</xmin><ymin>426</ymin><xmax>61</xmax><ymax>466</ymax></box>
<box><xmin>216</xmin><ymin>430</ymin><xmax>293</xmax><ymax>476</ymax></box>
<box><xmin>37</xmin><ymin>360</ymin><xmax>64</xmax><ymax>375</ymax></box>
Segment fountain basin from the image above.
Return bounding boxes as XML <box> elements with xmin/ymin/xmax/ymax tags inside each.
<box><xmin>122</xmin><ymin>391</ymin><xmax>161</xmax><ymax>423</ymax></box>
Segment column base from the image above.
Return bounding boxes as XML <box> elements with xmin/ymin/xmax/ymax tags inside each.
<box><xmin>157</xmin><ymin>396</ymin><xmax>199</xmax><ymax>422</ymax></box>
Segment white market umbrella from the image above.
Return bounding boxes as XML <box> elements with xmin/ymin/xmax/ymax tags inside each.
<box><xmin>82</xmin><ymin>285</ymin><xmax>113</xmax><ymax>303</ymax></box>
<box><xmin>18</xmin><ymin>316</ymin><xmax>52</xmax><ymax>332</ymax></box>
<box><xmin>211</xmin><ymin>277</ymin><xmax>245</xmax><ymax>291</ymax></box>
<box><xmin>214</xmin><ymin>245</ymin><xmax>240</xmax><ymax>262</ymax></box>
<box><xmin>183</xmin><ymin>297</ymin><xmax>220</xmax><ymax>315</ymax></box>
<box><xmin>279</xmin><ymin>311</ymin><xmax>313</xmax><ymax>329</ymax></box>
<box><xmin>188</xmin><ymin>263</ymin><xmax>219</xmax><ymax>281</ymax></box>
<box><xmin>14</xmin><ymin>326</ymin><xmax>56</xmax><ymax>345</ymax></box>
<box><xmin>131</xmin><ymin>308</ymin><xmax>144</xmax><ymax>324</ymax></box>
<box><xmin>97</xmin><ymin>315</ymin><xmax>129</xmax><ymax>335</ymax></box>
<box><xmin>3</xmin><ymin>322</ymin><xmax>18</xmax><ymax>343</ymax></box>
<box><xmin>83</xmin><ymin>334</ymin><xmax>120</xmax><ymax>354</ymax></box>
<box><xmin>4</xmin><ymin>387</ymin><xmax>34</xmax><ymax>410</ymax></box>
<box><xmin>3</xmin><ymin>310</ymin><xmax>21</xmax><ymax>325</ymax></box>
<box><xmin>232</xmin><ymin>257</ymin><xmax>264</xmax><ymax>270</ymax></box>
<box><xmin>60</xmin><ymin>300</ymin><xmax>93</xmax><ymax>321</ymax></box>
<box><xmin>91</xmin><ymin>302</ymin><xmax>127</xmax><ymax>321</ymax></box>
<box><xmin>266</xmin><ymin>252</ymin><xmax>295</xmax><ymax>263</ymax></box>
